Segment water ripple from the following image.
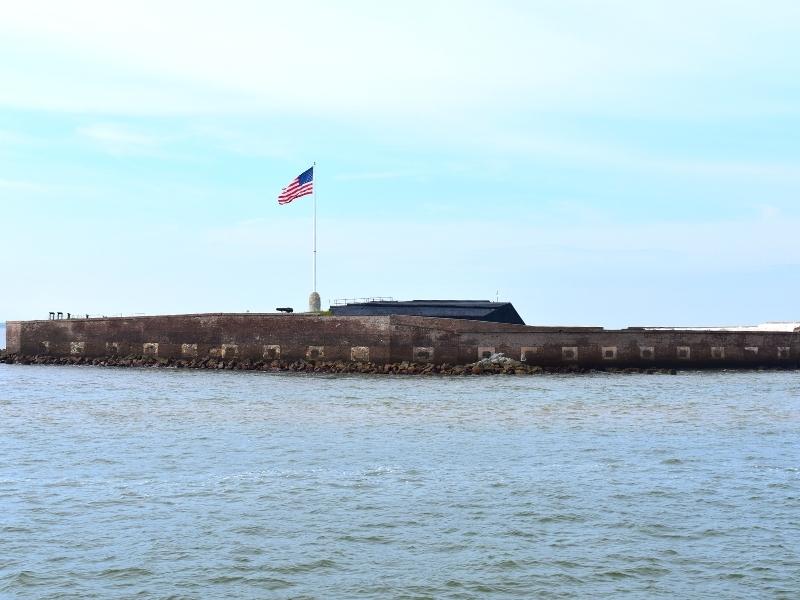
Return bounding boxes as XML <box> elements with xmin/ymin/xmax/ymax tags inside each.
<box><xmin>1</xmin><ymin>365</ymin><xmax>799</xmax><ymax>598</ymax></box>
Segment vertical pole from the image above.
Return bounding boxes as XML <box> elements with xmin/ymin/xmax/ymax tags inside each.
<box><xmin>313</xmin><ymin>161</ymin><xmax>317</xmax><ymax>293</ymax></box>
<box><xmin>308</xmin><ymin>162</ymin><xmax>321</xmax><ymax>313</ymax></box>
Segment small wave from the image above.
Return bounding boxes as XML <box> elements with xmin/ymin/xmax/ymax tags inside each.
<box><xmin>231</xmin><ymin>525</ymin><xmax>270</xmax><ymax>535</ymax></box>
<box><xmin>337</xmin><ymin>533</ymin><xmax>392</xmax><ymax>544</ymax></box>
<box><xmin>1</xmin><ymin>525</ymin><xmax>33</xmax><ymax>534</ymax></box>
<box><xmin>627</xmin><ymin>565</ymin><xmax>671</xmax><ymax>577</ymax></box>
<box><xmin>208</xmin><ymin>575</ymin><xmax>245</xmax><ymax>584</ymax></box>
<box><xmin>504</xmin><ymin>528</ymin><xmax>536</xmax><ymax>539</ymax></box>
<box><xmin>2</xmin><ymin>570</ymin><xmax>49</xmax><ymax>588</ymax></box>
<box><xmin>537</xmin><ymin>513</ymin><xmax>586</xmax><ymax>523</ymax></box>
<box><xmin>271</xmin><ymin>558</ymin><xmax>336</xmax><ymax>574</ymax></box>
<box><xmin>494</xmin><ymin>559</ymin><xmax>521</xmax><ymax>570</ymax></box>
<box><xmin>598</xmin><ymin>570</ymin><xmax>634</xmax><ymax>579</ymax></box>
<box><xmin>700</xmin><ymin>528</ymin><xmax>725</xmax><ymax>537</ymax></box>
<box><xmin>97</xmin><ymin>567</ymin><xmax>153</xmax><ymax>579</ymax></box>
<box><xmin>552</xmin><ymin>560</ymin><xmax>582</xmax><ymax>569</ymax></box>
<box><xmin>208</xmin><ymin>575</ymin><xmax>293</xmax><ymax>590</ymax></box>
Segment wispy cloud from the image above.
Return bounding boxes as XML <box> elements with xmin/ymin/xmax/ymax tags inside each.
<box><xmin>334</xmin><ymin>171</ymin><xmax>417</xmax><ymax>182</ymax></box>
<box><xmin>208</xmin><ymin>214</ymin><xmax>800</xmax><ymax>271</ymax></box>
<box><xmin>190</xmin><ymin>125</ymin><xmax>296</xmax><ymax>159</ymax></box>
<box><xmin>0</xmin><ymin>177</ymin><xmax>57</xmax><ymax>192</ymax></box>
<box><xmin>0</xmin><ymin>129</ymin><xmax>38</xmax><ymax>145</ymax></box>
<box><xmin>77</xmin><ymin>123</ymin><xmax>164</xmax><ymax>154</ymax></box>
<box><xmin>486</xmin><ymin>131</ymin><xmax>800</xmax><ymax>183</ymax></box>
<box><xmin>2</xmin><ymin>2</ymin><xmax>799</xmax><ymax>119</ymax></box>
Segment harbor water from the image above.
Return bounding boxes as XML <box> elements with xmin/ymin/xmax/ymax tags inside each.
<box><xmin>1</xmin><ymin>365</ymin><xmax>798</xmax><ymax>598</ymax></box>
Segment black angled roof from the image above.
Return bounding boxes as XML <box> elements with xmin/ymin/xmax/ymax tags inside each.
<box><xmin>330</xmin><ymin>300</ymin><xmax>525</xmax><ymax>325</ymax></box>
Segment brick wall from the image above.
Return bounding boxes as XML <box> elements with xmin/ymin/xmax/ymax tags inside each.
<box><xmin>6</xmin><ymin>313</ymin><xmax>799</xmax><ymax>368</ymax></box>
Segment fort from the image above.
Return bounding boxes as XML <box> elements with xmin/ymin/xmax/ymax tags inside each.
<box><xmin>4</xmin><ymin>301</ymin><xmax>799</xmax><ymax>371</ymax></box>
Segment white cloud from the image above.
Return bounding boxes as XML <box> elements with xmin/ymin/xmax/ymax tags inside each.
<box><xmin>1</xmin><ymin>1</ymin><xmax>798</xmax><ymax>118</ymax></box>
<box><xmin>208</xmin><ymin>213</ymin><xmax>800</xmax><ymax>272</ymax></box>
<box><xmin>79</xmin><ymin>123</ymin><xmax>157</xmax><ymax>145</ymax></box>
<box><xmin>190</xmin><ymin>125</ymin><xmax>296</xmax><ymax>159</ymax></box>
<box><xmin>0</xmin><ymin>129</ymin><xmax>37</xmax><ymax>145</ymax></box>
<box><xmin>481</xmin><ymin>131</ymin><xmax>800</xmax><ymax>183</ymax></box>
<box><xmin>757</xmin><ymin>204</ymin><xmax>781</xmax><ymax>220</ymax></box>
<box><xmin>0</xmin><ymin>178</ymin><xmax>53</xmax><ymax>192</ymax></box>
<box><xmin>334</xmin><ymin>171</ymin><xmax>416</xmax><ymax>182</ymax></box>
<box><xmin>77</xmin><ymin>123</ymin><xmax>164</xmax><ymax>154</ymax></box>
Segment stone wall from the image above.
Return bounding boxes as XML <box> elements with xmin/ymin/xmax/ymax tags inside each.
<box><xmin>389</xmin><ymin>316</ymin><xmax>799</xmax><ymax>368</ymax></box>
<box><xmin>5</xmin><ymin>313</ymin><xmax>799</xmax><ymax>368</ymax></box>
<box><xmin>5</xmin><ymin>321</ymin><xmax>20</xmax><ymax>354</ymax></box>
<box><xmin>6</xmin><ymin>314</ymin><xmax>392</xmax><ymax>364</ymax></box>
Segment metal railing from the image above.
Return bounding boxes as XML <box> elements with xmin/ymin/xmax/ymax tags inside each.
<box><xmin>48</xmin><ymin>312</ymin><xmax>134</xmax><ymax>320</ymax></box>
<box><xmin>330</xmin><ymin>296</ymin><xmax>395</xmax><ymax>306</ymax></box>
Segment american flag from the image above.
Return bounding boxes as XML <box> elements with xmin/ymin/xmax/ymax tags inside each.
<box><xmin>278</xmin><ymin>166</ymin><xmax>314</xmax><ymax>205</ymax></box>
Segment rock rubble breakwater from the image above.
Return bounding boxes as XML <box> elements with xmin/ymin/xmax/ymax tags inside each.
<box><xmin>2</xmin><ymin>350</ymin><xmax>691</xmax><ymax>375</ymax></box>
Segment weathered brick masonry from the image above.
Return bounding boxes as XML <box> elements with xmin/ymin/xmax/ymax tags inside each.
<box><xmin>5</xmin><ymin>313</ymin><xmax>799</xmax><ymax>368</ymax></box>
<box><xmin>5</xmin><ymin>314</ymin><xmax>392</xmax><ymax>364</ymax></box>
<box><xmin>391</xmin><ymin>317</ymin><xmax>799</xmax><ymax>368</ymax></box>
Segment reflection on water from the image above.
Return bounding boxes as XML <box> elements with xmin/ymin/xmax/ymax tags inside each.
<box><xmin>1</xmin><ymin>365</ymin><xmax>799</xmax><ymax>598</ymax></box>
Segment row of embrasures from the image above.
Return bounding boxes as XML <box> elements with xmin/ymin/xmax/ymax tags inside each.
<box><xmin>35</xmin><ymin>341</ymin><xmax>795</xmax><ymax>363</ymax></box>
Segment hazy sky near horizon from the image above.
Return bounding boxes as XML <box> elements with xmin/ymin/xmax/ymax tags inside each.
<box><xmin>1</xmin><ymin>0</ymin><xmax>799</xmax><ymax>327</ymax></box>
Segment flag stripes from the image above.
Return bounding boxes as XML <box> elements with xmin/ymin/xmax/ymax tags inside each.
<box><xmin>278</xmin><ymin>166</ymin><xmax>314</xmax><ymax>205</ymax></box>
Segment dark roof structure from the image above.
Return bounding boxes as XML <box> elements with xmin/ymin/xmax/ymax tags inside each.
<box><xmin>330</xmin><ymin>300</ymin><xmax>525</xmax><ymax>325</ymax></box>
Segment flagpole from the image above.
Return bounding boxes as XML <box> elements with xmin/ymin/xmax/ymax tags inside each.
<box><xmin>313</xmin><ymin>161</ymin><xmax>317</xmax><ymax>293</ymax></box>
<box><xmin>308</xmin><ymin>161</ymin><xmax>320</xmax><ymax>312</ymax></box>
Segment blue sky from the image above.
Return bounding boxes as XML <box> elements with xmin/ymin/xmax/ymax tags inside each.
<box><xmin>1</xmin><ymin>0</ymin><xmax>799</xmax><ymax>329</ymax></box>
